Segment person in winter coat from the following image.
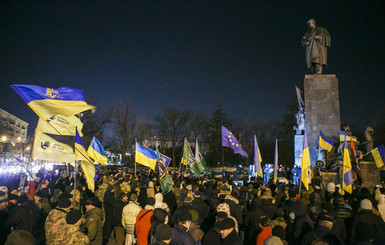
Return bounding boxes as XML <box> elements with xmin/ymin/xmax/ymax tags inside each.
<box><xmin>169</xmin><ymin>211</ymin><xmax>195</xmax><ymax>245</ymax></box>
<box><xmin>64</xmin><ymin>209</ymin><xmax>90</xmax><ymax>245</ymax></box>
<box><xmin>307</xmin><ymin>192</ymin><xmax>322</xmax><ymax>224</ymax></box>
<box><xmin>135</xmin><ymin>197</ymin><xmax>155</xmax><ymax>245</ymax></box>
<box><xmin>202</xmin><ymin>211</ymin><xmax>227</xmax><ymax>245</ymax></box>
<box><xmin>83</xmin><ymin>197</ymin><xmax>104</xmax><ymax>245</ymax></box>
<box><xmin>354</xmin><ymin>199</ymin><xmax>385</xmax><ymax>238</ymax></box>
<box><xmin>256</xmin><ymin>216</ymin><xmax>272</xmax><ymax>245</ymax></box>
<box><xmin>217</xmin><ymin>218</ymin><xmax>242</xmax><ymax>245</ymax></box>
<box><xmin>122</xmin><ymin>193</ymin><xmax>142</xmax><ymax>245</ymax></box>
<box><xmin>377</xmin><ymin>194</ymin><xmax>385</xmax><ymax>222</ymax></box>
<box><xmin>154</xmin><ymin>193</ymin><xmax>170</xmax><ymax>214</ymax></box>
<box><xmin>103</xmin><ymin>185</ymin><xmax>116</xmax><ymax>241</ymax></box>
<box><xmin>148</xmin><ymin>208</ymin><xmax>169</xmax><ymax>244</ymax></box>
<box><xmin>44</xmin><ymin>198</ymin><xmax>72</xmax><ymax>245</ymax></box>
<box><xmin>113</xmin><ymin>193</ymin><xmax>129</xmax><ymax>245</ymax></box>
<box><xmin>150</xmin><ymin>223</ymin><xmax>172</xmax><ymax>245</ymax></box>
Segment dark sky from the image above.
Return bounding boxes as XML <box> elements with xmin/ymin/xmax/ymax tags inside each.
<box><xmin>1</xmin><ymin>1</ymin><xmax>384</xmax><ymax>136</ymax></box>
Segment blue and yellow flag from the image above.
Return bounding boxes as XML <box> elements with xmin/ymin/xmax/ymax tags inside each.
<box><xmin>135</xmin><ymin>141</ymin><xmax>157</xmax><ymax>171</ymax></box>
<box><xmin>11</xmin><ymin>84</ymin><xmax>95</xmax><ymax>121</ymax></box>
<box><xmin>301</xmin><ymin>130</ymin><xmax>311</xmax><ymax>190</ymax></box>
<box><xmin>87</xmin><ymin>137</ymin><xmax>108</xmax><ymax>165</ymax></box>
<box><xmin>372</xmin><ymin>144</ymin><xmax>385</xmax><ymax>168</ymax></box>
<box><xmin>75</xmin><ymin>128</ymin><xmax>95</xmax><ymax>192</ymax></box>
<box><xmin>274</xmin><ymin>139</ymin><xmax>278</xmax><ymax>183</ymax></box>
<box><xmin>319</xmin><ymin>131</ymin><xmax>333</xmax><ymax>152</ymax></box>
<box><xmin>342</xmin><ymin>136</ymin><xmax>353</xmax><ymax>194</ymax></box>
<box><xmin>339</xmin><ymin>130</ymin><xmax>357</xmax><ymax>142</ymax></box>
<box><xmin>254</xmin><ymin>135</ymin><xmax>263</xmax><ymax>178</ymax></box>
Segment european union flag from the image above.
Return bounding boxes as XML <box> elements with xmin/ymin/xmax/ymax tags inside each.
<box><xmin>221</xmin><ymin>125</ymin><xmax>248</xmax><ymax>157</ymax></box>
<box><xmin>11</xmin><ymin>84</ymin><xmax>95</xmax><ymax>121</ymax></box>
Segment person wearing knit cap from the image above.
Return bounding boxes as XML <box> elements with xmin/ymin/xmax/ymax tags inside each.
<box><xmin>152</xmin><ymin>223</ymin><xmax>172</xmax><ymax>245</ymax></box>
<box><xmin>217</xmin><ymin>218</ymin><xmax>242</xmax><ymax>245</ymax></box>
<box><xmin>63</xmin><ymin>210</ymin><xmax>90</xmax><ymax>245</ymax></box>
<box><xmin>82</xmin><ymin>197</ymin><xmax>104</xmax><ymax>245</ymax></box>
<box><xmin>148</xmin><ymin>208</ymin><xmax>169</xmax><ymax>244</ymax></box>
<box><xmin>355</xmin><ymin>198</ymin><xmax>385</xmax><ymax>236</ymax></box>
<box><xmin>45</xmin><ymin>198</ymin><xmax>72</xmax><ymax>244</ymax></box>
<box><xmin>257</xmin><ymin>216</ymin><xmax>272</xmax><ymax>245</ymax></box>
<box><xmin>302</xmin><ymin>213</ymin><xmax>344</xmax><ymax>245</ymax></box>
<box><xmin>170</xmin><ymin>210</ymin><xmax>195</xmax><ymax>245</ymax></box>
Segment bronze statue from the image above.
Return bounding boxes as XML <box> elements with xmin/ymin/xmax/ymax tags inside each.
<box><xmin>364</xmin><ymin>127</ymin><xmax>374</xmax><ymax>160</ymax></box>
<box><xmin>302</xmin><ymin>19</ymin><xmax>331</xmax><ymax>74</ymax></box>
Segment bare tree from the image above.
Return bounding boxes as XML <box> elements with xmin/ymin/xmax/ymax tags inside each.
<box><xmin>155</xmin><ymin>107</ymin><xmax>190</xmax><ymax>167</ymax></box>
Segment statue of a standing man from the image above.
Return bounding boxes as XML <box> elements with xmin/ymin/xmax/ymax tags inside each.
<box><xmin>302</xmin><ymin>19</ymin><xmax>331</xmax><ymax>74</ymax></box>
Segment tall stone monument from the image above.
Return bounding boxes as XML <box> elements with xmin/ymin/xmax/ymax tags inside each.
<box><xmin>304</xmin><ymin>74</ymin><xmax>341</xmax><ymax>166</ymax></box>
<box><xmin>301</xmin><ymin>19</ymin><xmax>340</xmax><ymax>166</ymax></box>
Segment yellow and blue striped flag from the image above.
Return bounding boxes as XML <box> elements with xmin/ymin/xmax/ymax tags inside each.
<box><xmin>274</xmin><ymin>139</ymin><xmax>278</xmax><ymax>183</ymax></box>
<box><xmin>75</xmin><ymin>128</ymin><xmax>95</xmax><ymax>192</ymax></box>
<box><xmin>339</xmin><ymin>130</ymin><xmax>357</xmax><ymax>142</ymax></box>
<box><xmin>135</xmin><ymin>141</ymin><xmax>157</xmax><ymax>171</ymax></box>
<box><xmin>254</xmin><ymin>135</ymin><xmax>263</xmax><ymax>178</ymax></box>
<box><xmin>301</xmin><ymin>130</ymin><xmax>311</xmax><ymax>190</ymax></box>
<box><xmin>372</xmin><ymin>145</ymin><xmax>385</xmax><ymax>168</ymax></box>
<box><xmin>319</xmin><ymin>131</ymin><xmax>333</xmax><ymax>152</ymax></box>
<box><xmin>87</xmin><ymin>137</ymin><xmax>108</xmax><ymax>165</ymax></box>
<box><xmin>342</xmin><ymin>136</ymin><xmax>353</xmax><ymax>194</ymax></box>
<box><xmin>11</xmin><ymin>84</ymin><xmax>95</xmax><ymax>121</ymax></box>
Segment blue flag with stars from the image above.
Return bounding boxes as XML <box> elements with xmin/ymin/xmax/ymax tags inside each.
<box><xmin>221</xmin><ymin>125</ymin><xmax>248</xmax><ymax>157</ymax></box>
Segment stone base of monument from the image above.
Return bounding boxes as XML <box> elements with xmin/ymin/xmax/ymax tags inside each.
<box><xmin>320</xmin><ymin>171</ymin><xmax>340</xmax><ymax>187</ymax></box>
<box><xmin>359</xmin><ymin>161</ymin><xmax>382</xmax><ymax>189</ymax></box>
<box><xmin>320</xmin><ymin>161</ymin><xmax>382</xmax><ymax>190</ymax></box>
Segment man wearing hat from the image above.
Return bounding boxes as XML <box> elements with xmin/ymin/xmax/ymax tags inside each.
<box><xmin>151</xmin><ymin>223</ymin><xmax>172</xmax><ymax>245</ymax></box>
<box><xmin>64</xmin><ymin>209</ymin><xmax>90</xmax><ymax>245</ymax></box>
<box><xmin>202</xmin><ymin>211</ymin><xmax>227</xmax><ymax>245</ymax></box>
<box><xmin>45</xmin><ymin>198</ymin><xmax>72</xmax><ymax>244</ymax></box>
<box><xmin>217</xmin><ymin>218</ymin><xmax>242</xmax><ymax>245</ymax></box>
<box><xmin>170</xmin><ymin>211</ymin><xmax>195</xmax><ymax>245</ymax></box>
<box><xmin>83</xmin><ymin>197</ymin><xmax>104</xmax><ymax>245</ymax></box>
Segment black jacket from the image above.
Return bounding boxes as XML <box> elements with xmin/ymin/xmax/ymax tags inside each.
<box><xmin>170</xmin><ymin>224</ymin><xmax>195</xmax><ymax>245</ymax></box>
<box><xmin>220</xmin><ymin>229</ymin><xmax>242</xmax><ymax>245</ymax></box>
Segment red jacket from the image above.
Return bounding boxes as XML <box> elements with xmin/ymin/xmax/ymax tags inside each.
<box><xmin>256</xmin><ymin>226</ymin><xmax>272</xmax><ymax>245</ymax></box>
<box><xmin>135</xmin><ymin>208</ymin><xmax>154</xmax><ymax>245</ymax></box>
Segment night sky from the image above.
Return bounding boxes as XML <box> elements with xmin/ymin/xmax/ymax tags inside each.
<box><xmin>1</xmin><ymin>1</ymin><xmax>384</xmax><ymax>136</ymax></box>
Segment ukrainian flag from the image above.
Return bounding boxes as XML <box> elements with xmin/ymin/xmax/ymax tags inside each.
<box><xmin>342</xmin><ymin>137</ymin><xmax>353</xmax><ymax>194</ymax></box>
<box><xmin>372</xmin><ymin>145</ymin><xmax>385</xmax><ymax>168</ymax></box>
<box><xmin>319</xmin><ymin>131</ymin><xmax>333</xmax><ymax>152</ymax></box>
<box><xmin>11</xmin><ymin>84</ymin><xmax>95</xmax><ymax>121</ymax></box>
<box><xmin>339</xmin><ymin>130</ymin><xmax>357</xmax><ymax>142</ymax></box>
<box><xmin>301</xmin><ymin>130</ymin><xmax>311</xmax><ymax>190</ymax></box>
<box><xmin>87</xmin><ymin>137</ymin><xmax>108</xmax><ymax>165</ymax></box>
<box><xmin>75</xmin><ymin>128</ymin><xmax>95</xmax><ymax>192</ymax></box>
<box><xmin>135</xmin><ymin>141</ymin><xmax>157</xmax><ymax>171</ymax></box>
<box><xmin>254</xmin><ymin>136</ymin><xmax>263</xmax><ymax>178</ymax></box>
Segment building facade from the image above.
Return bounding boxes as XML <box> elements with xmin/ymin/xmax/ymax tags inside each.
<box><xmin>0</xmin><ymin>108</ymin><xmax>29</xmax><ymax>144</ymax></box>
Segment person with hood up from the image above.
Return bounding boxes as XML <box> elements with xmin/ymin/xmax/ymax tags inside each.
<box><xmin>154</xmin><ymin>192</ymin><xmax>170</xmax><ymax>214</ymax></box>
<box><xmin>122</xmin><ymin>193</ymin><xmax>142</xmax><ymax>245</ymax></box>
<box><xmin>83</xmin><ymin>197</ymin><xmax>104</xmax><ymax>245</ymax></box>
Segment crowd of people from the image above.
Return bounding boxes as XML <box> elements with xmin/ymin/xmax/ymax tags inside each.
<box><xmin>0</xmin><ymin>166</ymin><xmax>385</xmax><ymax>245</ymax></box>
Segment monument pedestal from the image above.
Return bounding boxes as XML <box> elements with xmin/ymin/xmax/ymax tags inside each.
<box><xmin>360</xmin><ymin>161</ymin><xmax>382</xmax><ymax>189</ymax></box>
<box><xmin>304</xmin><ymin>74</ymin><xmax>341</xmax><ymax>166</ymax></box>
